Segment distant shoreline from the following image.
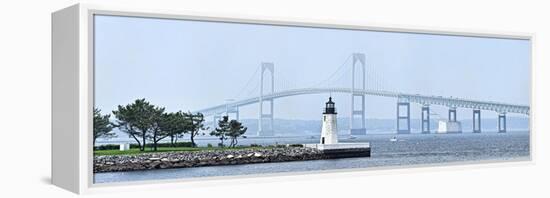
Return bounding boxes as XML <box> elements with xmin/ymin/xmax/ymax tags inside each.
<box><xmin>95</xmin><ymin>130</ymin><xmax>530</xmax><ymax>145</ymax></box>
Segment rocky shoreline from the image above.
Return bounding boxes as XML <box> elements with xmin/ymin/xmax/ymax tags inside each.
<box><xmin>94</xmin><ymin>147</ymin><xmax>330</xmax><ymax>173</ymax></box>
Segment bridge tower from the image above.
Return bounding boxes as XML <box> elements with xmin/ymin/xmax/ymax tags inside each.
<box><xmin>258</xmin><ymin>62</ymin><xmax>274</xmax><ymax>136</ymax></box>
<box><xmin>350</xmin><ymin>53</ymin><xmax>366</xmax><ymax>135</ymax></box>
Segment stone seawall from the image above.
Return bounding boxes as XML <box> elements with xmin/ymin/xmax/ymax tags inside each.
<box><xmin>94</xmin><ymin>147</ymin><xmax>329</xmax><ymax>173</ymax></box>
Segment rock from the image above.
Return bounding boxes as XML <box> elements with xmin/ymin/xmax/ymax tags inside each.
<box><xmin>93</xmin><ymin>147</ymin><xmax>329</xmax><ymax>173</ymax></box>
<box><xmin>149</xmin><ymin>161</ymin><xmax>161</xmax><ymax>168</ymax></box>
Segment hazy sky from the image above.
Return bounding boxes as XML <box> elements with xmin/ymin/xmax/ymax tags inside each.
<box><xmin>94</xmin><ymin>15</ymin><xmax>530</xmax><ymax>120</ymax></box>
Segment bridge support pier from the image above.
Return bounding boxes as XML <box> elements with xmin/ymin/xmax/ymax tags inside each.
<box><xmin>258</xmin><ymin>62</ymin><xmax>274</xmax><ymax>136</ymax></box>
<box><xmin>350</xmin><ymin>94</ymin><xmax>366</xmax><ymax>135</ymax></box>
<box><xmin>258</xmin><ymin>99</ymin><xmax>274</xmax><ymax>136</ymax></box>
<box><xmin>350</xmin><ymin>53</ymin><xmax>366</xmax><ymax>135</ymax></box>
<box><xmin>448</xmin><ymin>107</ymin><xmax>457</xmax><ymax>122</ymax></box>
<box><xmin>226</xmin><ymin>107</ymin><xmax>239</xmax><ymax>121</ymax></box>
<box><xmin>498</xmin><ymin>113</ymin><xmax>507</xmax><ymax>133</ymax></box>
<box><xmin>397</xmin><ymin>102</ymin><xmax>410</xmax><ymax>134</ymax></box>
<box><xmin>473</xmin><ymin>109</ymin><xmax>481</xmax><ymax>133</ymax></box>
<box><xmin>213</xmin><ymin>114</ymin><xmax>222</xmax><ymax>128</ymax></box>
<box><xmin>421</xmin><ymin>105</ymin><xmax>430</xmax><ymax>134</ymax></box>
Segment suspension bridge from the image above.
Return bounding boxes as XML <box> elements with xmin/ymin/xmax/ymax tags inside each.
<box><xmin>193</xmin><ymin>53</ymin><xmax>530</xmax><ymax>136</ymax></box>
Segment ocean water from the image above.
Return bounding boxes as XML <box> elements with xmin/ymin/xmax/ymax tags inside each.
<box><xmin>94</xmin><ymin>131</ymin><xmax>530</xmax><ymax>183</ymax></box>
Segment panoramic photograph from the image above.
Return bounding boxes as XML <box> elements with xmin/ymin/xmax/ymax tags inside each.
<box><xmin>92</xmin><ymin>15</ymin><xmax>531</xmax><ymax>184</ymax></box>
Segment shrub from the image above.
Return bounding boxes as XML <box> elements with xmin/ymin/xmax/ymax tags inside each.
<box><xmin>94</xmin><ymin>144</ymin><xmax>120</xmax><ymax>150</ymax></box>
<box><xmin>95</xmin><ymin>141</ymin><xmax>194</xmax><ymax>150</ymax></box>
<box><xmin>163</xmin><ymin>142</ymin><xmax>194</xmax><ymax>148</ymax></box>
<box><xmin>250</xmin><ymin>143</ymin><xmax>263</xmax><ymax>147</ymax></box>
<box><xmin>288</xmin><ymin>144</ymin><xmax>304</xmax><ymax>148</ymax></box>
<box><xmin>207</xmin><ymin>143</ymin><xmax>213</xmax><ymax>148</ymax></box>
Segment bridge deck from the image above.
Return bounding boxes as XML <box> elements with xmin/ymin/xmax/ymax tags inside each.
<box><xmin>194</xmin><ymin>88</ymin><xmax>529</xmax><ymax>116</ymax></box>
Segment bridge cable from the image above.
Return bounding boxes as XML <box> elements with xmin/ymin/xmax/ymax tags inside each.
<box><xmin>233</xmin><ymin>65</ymin><xmax>260</xmax><ymax>99</ymax></box>
<box><xmin>306</xmin><ymin>54</ymin><xmax>352</xmax><ymax>89</ymax></box>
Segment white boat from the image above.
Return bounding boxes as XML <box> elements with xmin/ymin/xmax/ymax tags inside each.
<box><xmin>348</xmin><ymin>135</ymin><xmax>357</xmax><ymax>139</ymax></box>
<box><xmin>390</xmin><ymin>136</ymin><xmax>398</xmax><ymax>142</ymax></box>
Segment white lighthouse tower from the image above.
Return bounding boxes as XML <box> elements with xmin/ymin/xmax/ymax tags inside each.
<box><xmin>321</xmin><ymin>97</ymin><xmax>338</xmax><ymax>144</ymax></box>
<box><xmin>305</xmin><ymin>96</ymin><xmax>369</xmax><ymax>157</ymax></box>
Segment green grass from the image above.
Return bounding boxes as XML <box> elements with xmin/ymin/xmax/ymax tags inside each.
<box><xmin>94</xmin><ymin>146</ymin><xmax>269</xmax><ymax>156</ymax></box>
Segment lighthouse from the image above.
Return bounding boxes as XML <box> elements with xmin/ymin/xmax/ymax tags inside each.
<box><xmin>304</xmin><ymin>96</ymin><xmax>370</xmax><ymax>157</ymax></box>
<box><xmin>321</xmin><ymin>97</ymin><xmax>338</xmax><ymax>144</ymax></box>
<box><xmin>304</xmin><ymin>96</ymin><xmax>370</xmax><ymax>158</ymax></box>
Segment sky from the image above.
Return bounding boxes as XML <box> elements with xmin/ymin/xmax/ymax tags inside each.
<box><xmin>94</xmin><ymin>15</ymin><xmax>531</xmax><ymax>121</ymax></box>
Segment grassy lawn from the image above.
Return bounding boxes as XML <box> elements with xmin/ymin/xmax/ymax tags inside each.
<box><xmin>94</xmin><ymin>146</ymin><xmax>268</xmax><ymax>156</ymax></box>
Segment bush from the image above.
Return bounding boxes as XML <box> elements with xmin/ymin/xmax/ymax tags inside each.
<box><xmin>288</xmin><ymin>144</ymin><xmax>304</xmax><ymax>148</ymax></box>
<box><xmin>160</xmin><ymin>142</ymin><xmax>194</xmax><ymax>148</ymax></box>
<box><xmin>207</xmin><ymin>143</ymin><xmax>213</xmax><ymax>148</ymax></box>
<box><xmin>95</xmin><ymin>141</ymin><xmax>194</xmax><ymax>150</ymax></box>
<box><xmin>250</xmin><ymin>143</ymin><xmax>263</xmax><ymax>147</ymax></box>
<box><xmin>94</xmin><ymin>144</ymin><xmax>120</xmax><ymax>150</ymax></box>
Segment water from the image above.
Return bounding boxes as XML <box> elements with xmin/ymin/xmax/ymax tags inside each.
<box><xmin>94</xmin><ymin>131</ymin><xmax>530</xmax><ymax>183</ymax></box>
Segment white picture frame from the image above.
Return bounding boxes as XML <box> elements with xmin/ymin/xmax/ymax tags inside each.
<box><xmin>52</xmin><ymin>3</ymin><xmax>534</xmax><ymax>194</ymax></box>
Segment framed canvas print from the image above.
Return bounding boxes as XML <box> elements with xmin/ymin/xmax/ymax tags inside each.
<box><xmin>52</xmin><ymin>4</ymin><xmax>532</xmax><ymax>194</ymax></box>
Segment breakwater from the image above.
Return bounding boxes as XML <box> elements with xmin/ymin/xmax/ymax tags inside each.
<box><xmin>95</xmin><ymin>146</ymin><xmax>371</xmax><ymax>173</ymax></box>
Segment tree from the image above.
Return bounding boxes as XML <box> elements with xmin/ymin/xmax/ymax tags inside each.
<box><xmin>112</xmin><ymin>99</ymin><xmax>162</xmax><ymax>151</ymax></box>
<box><xmin>210</xmin><ymin>116</ymin><xmax>230</xmax><ymax>147</ymax></box>
<box><xmin>148</xmin><ymin>107</ymin><xmax>167</xmax><ymax>151</ymax></box>
<box><xmin>93</xmin><ymin>108</ymin><xmax>115</xmax><ymax>148</ymax></box>
<box><xmin>210</xmin><ymin>116</ymin><xmax>247</xmax><ymax>148</ymax></box>
<box><xmin>184</xmin><ymin>112</ymin><xmax>207</xmax><ymax>147</ymax></box>
<box><xmin>159</xmin><ymin>111</ymin><xmax>188</xmax><ymax>147</ymax></box>
<box><xmin>227</xmin><ymin>119</ymin><xmax>247</xmax><ymax>147</ymax></box>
